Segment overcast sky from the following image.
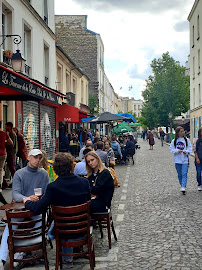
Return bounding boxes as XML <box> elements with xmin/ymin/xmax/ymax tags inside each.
<box><xmin>55</xmin><ymin>0</ymin><xmax>194</xmax><ymax>100</ymax></box>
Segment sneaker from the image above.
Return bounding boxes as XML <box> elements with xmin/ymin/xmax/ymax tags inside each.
<box><xmin>13</xmin><ymin>252</ymin><xmax>25</xmax><ymax>267</ymax></box>
<box><xmin>198</xmin><ymin>186</ymin><xmax>202</xmax><ymax>191</ymax></box>
<box><xmin>0</xmin><ymin>219</ymin><xmax>6</xmax><ymax>227</ymax></box>
<box><xmin>181</xmin><ymin>187</ymin><xmax>186</xmax><ymax>195</ymax></box>
<box><xmin>0</xmin><ymin>260</ymin><xmax>5</xmax><ymax>270</ymax></box>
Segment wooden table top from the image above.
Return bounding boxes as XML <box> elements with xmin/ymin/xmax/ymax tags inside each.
<box><xmin>0</xmin><ymin>202</ymin><xmax>25</xmax><ymax>211</ymax></box>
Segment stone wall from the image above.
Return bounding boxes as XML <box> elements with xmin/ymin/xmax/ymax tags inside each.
<box><xmin>55</xmin><ymin>15</ymin><xmax>99</xmax><ymax>97</ymax></box>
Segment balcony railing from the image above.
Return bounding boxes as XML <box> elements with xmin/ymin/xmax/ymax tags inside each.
<box><xmin>24</xmin><ymin>64</ymin><xmax>31</xmax><ymax>76</ymax></box>
<box><xmin>45</xmin><ymin>76</ymin><xmax>49</xmax><ymax>86</ymax></box>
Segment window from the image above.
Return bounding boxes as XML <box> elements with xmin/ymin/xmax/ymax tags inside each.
<box><xmin>198</xmin><ymin>49</ymin><xmax>200</xmax><ymax>74</ymax></box>
<box><xmin>192</xmin><ymin>25</ymin><xmax>195</xmax><ymax>47</ymax></box>
<box><xmin>73</xmin><ymin>78</ymin><xmax>76</xmax><ymax>94</ymax></box>
<box><xmin>44</xmin><ymin>43</ymin><xmax>49</xmax><ymax>86</ymax></box>
<box><xmin>199</xmin><ymin>84</ymin><xmax>201</xmax><ymax>106</ymax></box>
<box><xmin>2</xmin><ymin>5</ymin><xmax>12</xmax><ymax>52</ymax></box>
<box><xmin>193</xmin><ymin>88</ymin><xmax>195</xmax><ymax>108</ymax></box>
<box><xmin>138</xmin><ymin>105</ymin><xmax>140</xmax><ymax>110</ymax></box>
<box><xmin>197</xmin><ymin>15</ymin><xmax>200</xmax><ymax>39</ymax></box>
<box><xmin>24</xmin><ymin>23</ymin><xmax>32</xmax><ymax>76</ymax></box>
<box><xmin>44</xmin><ymin>0</ymin><xmax>48</xmax><ymax>24</ymax></box>
<box><xmin>193</xmin><ymin>56</ymin><xmax>195</xmax><ymax>79</ymax></box>
<box><xmin>81</xmin><ymin>80</ymin><xmax>84</xmax><ymax>104</ymax></box>
<box><xmin>57</xmin><ymin>63</ymin><xmax>62</xmax><ymax>91</ymax></box>
<box><xmin>86</xmin><ymin>84</ymin><xmax>88</xmax><ymax>105</ymax></box>
<box><xmin>134</xmin><ymin>104</ymin><xmax>136</xmax><ymax>110</ymax></box>
<box><xmin>66</xmin><ymin>72</ymin><xmax>70</xmax><ymax>92</ymax></box>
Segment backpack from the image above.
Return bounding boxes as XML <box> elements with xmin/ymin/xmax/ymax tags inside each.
<box><xmin>196</xmin><ymin>139</ymin><xmax>202</xmax><ymax>161</ymax></box>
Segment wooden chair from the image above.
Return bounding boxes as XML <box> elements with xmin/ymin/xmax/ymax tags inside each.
<box><xmin>91</xmin><ymin>209</ymin><xmax>117</xmax><ymax>249</ymax></box>
<box><xmin>52</xmin><ymin>201</ymin><xmax>95</xmax><ymax>270</ymax></box>
<box><xmin>6</xmin><ymin>209</ymin><xmax>49</xmax><ymax>270</ymax></box>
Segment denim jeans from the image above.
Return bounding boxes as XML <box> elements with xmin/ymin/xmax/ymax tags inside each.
<box><xmin>195</xmin><ymin>160</ymin><xmax>202</xmax><ymax>186</ymax></box>
<box><xmin>175</xmin><ymin>163</ymin><xmax>189</xmax><ymax>188</ymax></box>
<box><xmin>48</xmin><ymin>221</ymin><xmax>85</xmax><ymax>262</ymax></box>
<box><xmin>0</xmin><ymin>155</ymin><xmax>6</xmax><ymax>187</ymax></box>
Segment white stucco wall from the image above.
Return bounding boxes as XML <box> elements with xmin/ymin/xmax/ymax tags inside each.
<box><xmin>1</xmin><ymin>0</ymin><xmax>56</xmax><ymax>88</ymax></box>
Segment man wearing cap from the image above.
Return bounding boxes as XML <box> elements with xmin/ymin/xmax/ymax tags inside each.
<box><xmin>0</xmin><ymin>149</ymin><xmax>49</xmax><ymax>269</ymax></box>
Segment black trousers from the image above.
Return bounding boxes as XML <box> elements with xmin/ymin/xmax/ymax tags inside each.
<box><xmin>90</xmin><ymin>198</ymin><xmax>107</xmax><ymax>214</ymax></box>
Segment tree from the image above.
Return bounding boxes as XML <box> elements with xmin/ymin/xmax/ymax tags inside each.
<box><xmin>141</xmin><ymin>52</ymin><xmax>190</xmax><ymax>129</ymax></box>
<box><xmin>89</xmin><ymin>94</ymin><xmax>99</xmax><ymax>115</ymax></box>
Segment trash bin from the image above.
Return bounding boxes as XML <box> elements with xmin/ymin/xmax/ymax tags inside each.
<box><xmin>166</xmin><ymin>133</ymin><xmax>170</xmax><ymax>143</ymax></box>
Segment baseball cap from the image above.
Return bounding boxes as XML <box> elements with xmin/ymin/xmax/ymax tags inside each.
<box><xmin>28</xmin><ymin>149</ymin><xmax>43</xmax><ymax>157</ymax></box>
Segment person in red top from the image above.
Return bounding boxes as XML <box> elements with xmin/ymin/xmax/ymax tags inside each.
<box><xmin>13</xmin><ymin>128</ymin><xmax>28</xmax><ymax>168</ymax></box>
<box><xmin>0</xmin><ymin>121</ymin><xmax>13</xmax><ymax>189</ymax></box>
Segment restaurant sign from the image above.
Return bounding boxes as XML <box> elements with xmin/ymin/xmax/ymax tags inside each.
<box><xmin>0</xmin><ymin>68</ymin><xmax>62</xmax><ymax>105</ymax></box>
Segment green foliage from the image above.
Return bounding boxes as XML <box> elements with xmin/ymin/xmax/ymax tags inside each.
<box><xmin>89</xmin><ymin>94</ymin><xmax>99</xmax><ymax>114</ymax></box>
<box><xmin>141</xmin><ymin>52</ymin><xmax>190</xmax><ymax>129</ymax></box>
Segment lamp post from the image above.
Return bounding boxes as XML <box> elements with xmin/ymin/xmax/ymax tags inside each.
<box><xmin>0</xmin><ymin>34</ymin><xmax>26</xmax><ymax>72</ymax></box>
<box><xmin>182</xmin><ymin>115</ymin><xmax>185</xmax><ymax>127</ymax></box>
<box><xmin>169</xmin><ymin>112</ymin><xmax>173</xmax><ymax>143</ymax></box>
<box><xmin>11</xmin><ymin>49</ymin><xmax>26</xmax><ymax>72</ymax></box>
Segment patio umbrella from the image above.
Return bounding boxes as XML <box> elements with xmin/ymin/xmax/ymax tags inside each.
<box><xmin>134</xmin><ymin>123</ymin><xmax>142</xmax><ymax>126</ymax></box>
<box><xmin>116</xmin><ymin>113</ymin><xmax>136</xmax><ymax>123</ymax></box>
<box><xmin>86</xmin><ymin>112</ymin><xmax>127</xmax><ymax>123</ymax></box>
<box><xmin>113</xmin><ymin>125</ymin><xmax>134</xmax><ymax>134</ymax></box>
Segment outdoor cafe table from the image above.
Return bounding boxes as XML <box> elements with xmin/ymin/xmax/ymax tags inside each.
<box><xmin>0</xmin><ymin>202</ymin><xmax>25</xmax><ymax>211</ymax></box>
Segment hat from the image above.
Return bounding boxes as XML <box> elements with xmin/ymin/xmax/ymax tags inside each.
<box><xmin>28</xmin><ymin>149</ymin><xmax>43</xmax><ymax>157</ymax></box>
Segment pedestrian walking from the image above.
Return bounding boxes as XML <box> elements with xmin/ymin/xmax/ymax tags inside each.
<box><xmin>193</xmin><ymin>127</ymin><xmax>202</xmax><ymax>191</ymax></box>
<box><xmin>13</xmin><ymin>127</ymin><xmax>28</xmax><ymax>168</ymax></box>
<box><xmin>170</xmin><ymin>126</ymin><xmax>192</xmax><ymax>194</ymax></box>
<box><xmin>148</xmin><ymin>131</ymin><xmax>155</xmax><ymax>150</ymax></box>
<box><xmin>159</xmin><ymin>128</ymin><xmax>165</xmax><ymax>146</ymax></box>
<box><xmin>5</xmin><ymin>122</ymin><xmax>18</xmax><ymax>184</ymax></box>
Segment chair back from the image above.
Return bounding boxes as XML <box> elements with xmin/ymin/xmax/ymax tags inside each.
<box><xmin>6</xmin><ymin>209</ymin><xmax>45</xmax><ymax>242</ymax></box>
<box><xmin>6</xmin><ymin>209</ymin><xmax>49</xmax><ymax>270</ymax></box>
<box><xmin>52</xmin><ymin>201</ymin><xmax>91</xmax><ymax>239</ymax></box>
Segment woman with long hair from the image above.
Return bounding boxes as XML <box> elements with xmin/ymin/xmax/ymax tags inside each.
<box><xmin>85</xmin><ymin>151</ymin><xmax>114</xmax><ymax>213</ymax></box>
<box><xmin>194</xmin><ymin>127</ymin><xmax>202</xmax><ymax>190</ymax></box>
<box><xmin>170</xmin><ymin>126</ymin><xmax>192</xmax><ymax>194</ymax></box>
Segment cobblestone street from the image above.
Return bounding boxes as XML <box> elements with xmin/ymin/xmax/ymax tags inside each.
<box><xmin>1</xmin><ymin>138</ymin><xmax>202</xmax><ymax>270</ymax></box>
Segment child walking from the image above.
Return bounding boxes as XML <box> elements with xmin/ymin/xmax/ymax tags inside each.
<box><xmin>170</xmin><ymin>126</ymin><xmax>192</xmax><ymax>194</ymax></box>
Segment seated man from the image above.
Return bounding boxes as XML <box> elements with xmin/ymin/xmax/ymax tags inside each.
<box><xmin>111</xmin><ymin>136</ymin><xmax>122</xmax><ymax>160</ymax></box>
<box><xmin>0</xmin><ymin>149</ymin><xmax>49</xmax><ymax>269</ymax></box>
<box><xmin>74</xmin><ymin>148</ymin><xmax>91</xmax><ymax>177</ymax></box>
<box><xmin>95</xmin><ymin>141</ymin><xmax>109</xmax><ymax>167</ymax></box>
<box><xmin>23</xmin><ymin>152</ymin><xmax>91</xmax><ymax>266</ymax></box>
<box><xmin>78</xmin><ymin>139</ymin><xmax>93</xmax><ymax>161</ymax></box>
<box><xmin>122</xmin><ymin>137</ymin><xmax>135</xmax><ymax>163</ymax></box>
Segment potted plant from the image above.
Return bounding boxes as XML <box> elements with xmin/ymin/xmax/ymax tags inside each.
<box><xmin>3</xmin><ymin>50</ymin><xmax>13</xmax><ymax>58</ymax></box>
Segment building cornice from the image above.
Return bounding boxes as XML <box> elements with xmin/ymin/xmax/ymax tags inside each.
<box><xmin>20</xmin><ymin>0</ymin><xmax>56</xmax><ymax>39</ymax></box>
<box><xmin>187</xmin><ymin>0</ymin><xmax>199</xmax><ymax>21</ymax></box>
<box><xmin>190</xmin><ymin>104</ymin><xmax>202</xmax><ymax>113</ymax></box>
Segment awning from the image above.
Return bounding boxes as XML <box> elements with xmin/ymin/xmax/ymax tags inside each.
<box><xmin>0</xmin><ymin>65</ymin><xmax>65</xmax><ymax>105</ymax></box>
<box><xmin>57</xmin><ymin>104</ymin><xmax>85</xmax><ymax>123</ymax></box>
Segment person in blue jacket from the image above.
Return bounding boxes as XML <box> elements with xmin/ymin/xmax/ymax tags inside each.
<box><xmin>170</xmin><ymin>126</ymin><xmax>192</xmax><ymax>194</ymax></box>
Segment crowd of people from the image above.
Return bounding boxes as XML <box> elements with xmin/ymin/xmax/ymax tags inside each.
<box><xmin>0</xmin><ymin>123</ymin><xmax>139</xmax><ymax>269</ymax></box>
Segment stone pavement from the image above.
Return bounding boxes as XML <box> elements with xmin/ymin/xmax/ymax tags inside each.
<box><xmin>1</xmin><ymin>138</ymin><xmax>202</xmax><ymax>269</ymax></box>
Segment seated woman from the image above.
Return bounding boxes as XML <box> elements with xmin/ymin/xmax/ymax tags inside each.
<box><xmin>105</xmin><ymin>140</ymin><xmax>115</xmax><ymax>168</ymax></box>
<box><xmin>85</xmin><ymin>151</ymin><xmax>114</xmax><ymax>213</ymax></box>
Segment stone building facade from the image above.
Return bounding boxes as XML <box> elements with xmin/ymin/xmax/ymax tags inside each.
<box><xmin>55</xmin><ymin>15</ymin><xmax>103</xmax><ymax>98</ymax></box>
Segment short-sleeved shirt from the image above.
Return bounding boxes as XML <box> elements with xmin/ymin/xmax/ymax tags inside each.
<box><xmin>0</xmin><ymin>131</ymin><xmax>9</xmax><ymax>156</ymax></box>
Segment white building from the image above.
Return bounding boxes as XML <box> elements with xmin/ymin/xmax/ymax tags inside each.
<box><xmin>0</xmin><ymin>0</ymin><xmax>57</xmax><ymax>127</ymax></box>
<box><xmin>188</xmin><ymin>0</ymin><xmax>202</xmax><ymax>143</ymax></box>
<box><xmin>117</xmin><ymin>97</ymin><xmax>143</xmax><ymax>118</ymax></box>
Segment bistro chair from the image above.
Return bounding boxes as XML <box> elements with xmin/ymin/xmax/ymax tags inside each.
<box><xmin>91</xmin><ymin>208</ymin><xmax>117</xmax><ymax>249</ymax></box>
<box><xmin>52</xmin><ymin>201</ymin><xmax>95</xmax><ymax>270</ymax></box>
<box><xmin>6</xmin><ymin>209</ymin><xmax>49</xmax><ymax>270</ymax></box>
